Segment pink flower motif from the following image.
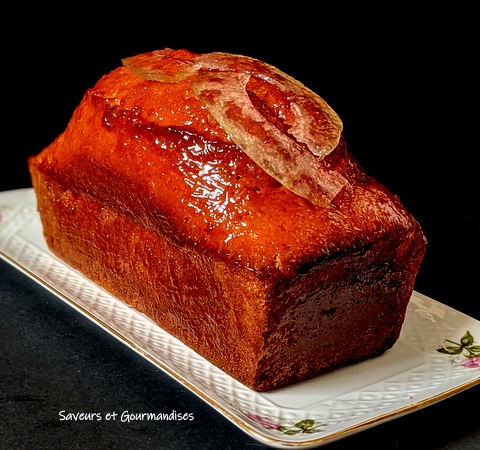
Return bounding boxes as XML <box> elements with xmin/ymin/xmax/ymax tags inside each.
<box><xmin>246</xmin><ymin>414</ymin><xmax>280</xmax><ymax>430</ymax></box>
<box><xmin>460</xmin><ymin>356</ymin><xmax>480</xmax><ymax>368</ymax></box>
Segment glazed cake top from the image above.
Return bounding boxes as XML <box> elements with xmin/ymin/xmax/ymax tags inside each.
<box><xmin>30</xmin><ymin>49</ymin><xmax>424</xmax><ymax>277</ymax></box>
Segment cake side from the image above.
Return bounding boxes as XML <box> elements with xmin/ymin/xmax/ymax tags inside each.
<box><xmin>29</xmin><ymin>170</ymin><xmax>272</xmax><ymax>388</ymax></box>
<box><xmin>30</xmin><ymin>164</ymin><xmax>426</xmax><ymax>391</ymax></box>
<box><xmin>255</xmin><ymin>224</ymin><xmax>426</xmax><ymax>389</ymax></box>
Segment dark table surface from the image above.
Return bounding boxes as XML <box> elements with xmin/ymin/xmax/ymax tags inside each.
<box><xmin>2</xmin><ymin>5</ymin><xmax>479</xmax><ymax>449</ymax></box>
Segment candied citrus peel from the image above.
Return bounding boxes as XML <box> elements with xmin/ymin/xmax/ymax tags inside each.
<box><xmin>122</xmin><ymin>49</ymin><xmax>346</xmax><ymax>206</ymax></box>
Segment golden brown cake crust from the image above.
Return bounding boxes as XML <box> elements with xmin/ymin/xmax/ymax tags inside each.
<box><xmin>28</xmin><ymin>49</ymin><xmax>427</xmax><ymax>391</ymax></box>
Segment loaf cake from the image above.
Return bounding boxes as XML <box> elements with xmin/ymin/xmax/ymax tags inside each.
<box><xmin>28</xmin><ymin>48</ymin><xmax>427</xmax><ymax>391</ymax></box>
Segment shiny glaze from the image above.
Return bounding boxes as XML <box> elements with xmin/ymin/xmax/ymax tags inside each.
<box><xmin>35</xmin><ymin>53</ymin><xmax>424</xmax><ymax>280</ymax></box>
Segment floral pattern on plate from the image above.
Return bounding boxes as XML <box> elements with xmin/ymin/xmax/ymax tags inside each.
<box><xmin>437</xmin><ymin>330</ymin><xmax>480</xmax><ymax>368</ymax></box>
<box><xmin>246</xmin><ymin>414</ymin><xmax>325</xmax><ymax>435</ymax></box>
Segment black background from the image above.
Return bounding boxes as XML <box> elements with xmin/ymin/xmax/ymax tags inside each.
<box><xmin>1</xmin><ymin>3</ymin><xmax>479</xmax><ymax>449</ymax></box>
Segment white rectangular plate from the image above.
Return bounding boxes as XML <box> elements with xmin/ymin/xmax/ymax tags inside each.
<box><xmin>1</xmin><ymin>188</ymin><xmax>479</xmax><ymax>449</ymax></box>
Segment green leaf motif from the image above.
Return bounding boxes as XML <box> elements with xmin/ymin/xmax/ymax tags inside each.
<box><xmin>461</xmin><ymin>331</ymin><xmax>475</xmax><ymax>347</ymax></box>
<box><xmin>436</xmin><ymin>345</ymin><xmax>463</xmax><ymax>355</ymax></box>
<box><xmin>437</xmin><ymin>331</ymin><xmax>480</xmax><ymax>358</ymax></box>
<box><xmin>466</xmin><ymin>345</ymin><xmax>480</xmax><ymax>356</ymax></box>
<box><xmin>278</xmin><ymin>419</ymin><xmax>324</xmax><ymax>435</ymax></box>
<box><xmin>296</xmin><ymin>419</ymin><xmax>315</xmax><ymax>429</ymax></box>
